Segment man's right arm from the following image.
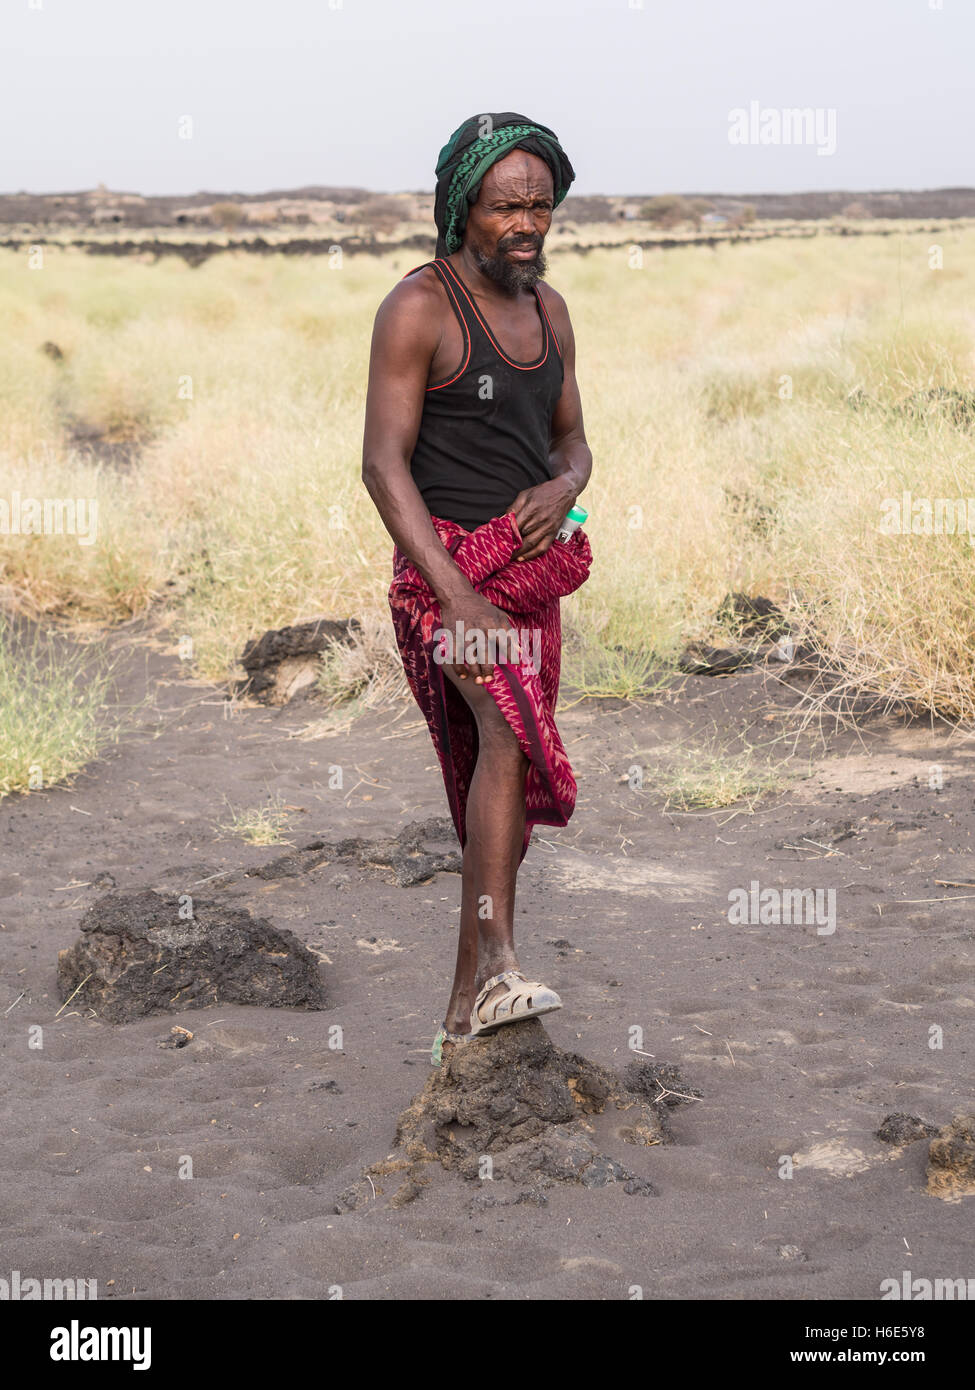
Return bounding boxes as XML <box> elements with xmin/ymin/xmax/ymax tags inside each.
<box><xmin>361</xmin><ymin>276</ymin><xmax>505</xmax><ymax>682</ymax></box>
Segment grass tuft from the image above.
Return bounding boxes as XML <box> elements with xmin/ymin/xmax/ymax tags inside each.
<box><xmin>651</xmin><ymin>742</ymin><xmax>785</xmax><ymax>811</ymax></box>
<box><xmin>218</xmin><ymin>793</ymin><xmax>294</xmax><ymax>845</ymax></box>
<box><xmin>0</xmin><ymin>617</ymin><xmax>121</xmax><ymax>798</ymax></box>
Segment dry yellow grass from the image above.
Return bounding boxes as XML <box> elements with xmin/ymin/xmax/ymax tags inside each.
<box><xmin>1</xmin><ymin>224</ymin><xmax>974</xmax><ymax>719</ymax></box>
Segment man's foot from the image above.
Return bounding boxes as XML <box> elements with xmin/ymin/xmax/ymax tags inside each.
<box><xmin>468</xmin><ymin>970</ymin><xmax>562</xmax><ymax>1037</ymax></box>
<box><xmin>444</xmin><ymin>960</ymin><xmax>518</xmax><ymax>1037</ymax></box>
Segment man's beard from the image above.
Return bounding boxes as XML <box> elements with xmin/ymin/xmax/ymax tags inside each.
<box><xmin>472</xmin><ymin>236</ymin><xmax>547</xmax><ymax>294</ymax></box>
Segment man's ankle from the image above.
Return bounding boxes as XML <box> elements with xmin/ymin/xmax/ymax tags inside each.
<box><xmin>475</xmin><ymin>958</ymin><xmax>519</xmax><ymax>990</ymax></box>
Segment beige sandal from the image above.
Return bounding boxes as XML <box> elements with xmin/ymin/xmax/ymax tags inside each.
<box><xmin>468</xmin><ymin>969</ymin><xmax>562</xmax><ymax>1038</ymax></box>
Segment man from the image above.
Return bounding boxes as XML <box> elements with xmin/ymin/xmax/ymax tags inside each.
<box><xmin>361</xmin><ymin>112</ymin><xmax>593</xmax><ymax>1065</ymax></box>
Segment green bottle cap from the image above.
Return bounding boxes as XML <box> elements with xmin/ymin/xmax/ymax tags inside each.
<box><xmin>567</xmin><ymin>505</ymin><xmax>588</xmax><ymax>523</ymax></box>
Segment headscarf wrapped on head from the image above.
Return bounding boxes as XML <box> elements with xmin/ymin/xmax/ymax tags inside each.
<box><xmin>433</xmin><ymin>112</ymin><xmax>576</xmax><ymax>258</ymax></box>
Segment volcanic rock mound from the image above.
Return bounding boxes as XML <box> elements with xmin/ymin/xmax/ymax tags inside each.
<box><xmin>248</xmin><ymin>817</ymin><xmax>461</xmax><ymax>888</ymax></box>
<box><xmin>239</xmin><ymin>617</ymin><xmax>361</xmax><ymax>704</ymax></box>
<box><xmin>925</xmin><ymin>1115</ymin><xmax>975</xmax><ymax>1201</ymax></box>
<box><xmin>336</xmin><ymin>1019</ymin><xmax>700</xmax><ymax>1211</ymax></box>
<box><xmin>875</xmin><ymin>1113</ymin><xmax>939</xmax><ymax>1146</ymax></box>
<box><xmin>57</xmin><ymin>889</ymin><xmax>327</xmax><ymax>1023</ymax></box>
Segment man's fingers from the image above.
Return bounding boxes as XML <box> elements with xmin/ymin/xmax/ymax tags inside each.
<box><xmin>509</xmin><ymin>508</ymin><xmax>539</xmax><ymax>533</ymax></box>
<box><xmin>445</xmin><ymin>614</ymin><xmax>511</xmax><ymax>682</ymax></box>
<box><xmin>458</xmin><ymin>657</ymin><xmax>493</xmax><ymax>683</ymax></box>
<box><xmin>509</xmin><ymin>491</ymin><xmax>532</xmax><ymax>520</ymax></box>
<box><xmin>516</xmin><ymin>537</ymin><xmax>551</xmax><ymax>562</ymax></box>
<box><xmin>514</xmin><ymin>518</ymin><xmax>549</xmax><ymax>554</ymax></box>
<box><xmin>469</xmin><ymin>650</ymin><xmax>495</xmax><ymax>682</ymax></box>
<box><xmin>516</xmin><ymin>513</ymin><xmax>543</xmax><ymax>540</ymax></box>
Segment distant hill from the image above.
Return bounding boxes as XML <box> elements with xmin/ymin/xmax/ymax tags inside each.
<box><xmin>0</xmin><ymin>185</ymin><xmax>385</xmax><ymax>229</ymax></box>
<box><xmin>1</xmin><ymin>184</ymin><xmax>974</xmax><ymax>229</ymax></box>
<box><xmin>676</xmin><ymin>188</ymin><xmax>975</xmax><ymax>221</ymax></box>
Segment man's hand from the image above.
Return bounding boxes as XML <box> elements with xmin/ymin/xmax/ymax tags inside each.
<box><xmin>510</xmin><ymin>477</ymin><xmax>576</xmax><ymax>562</ymax></box>
<box><xmin>437</xmin><ymin>592</ymin><xmax>518</xmax><ymax>684</ymax></box>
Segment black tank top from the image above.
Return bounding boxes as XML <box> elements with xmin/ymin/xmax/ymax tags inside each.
<box><xmin>402</xmin><ymin>258</ymin><xmax>564</xmax><ymax>532</ymax></box>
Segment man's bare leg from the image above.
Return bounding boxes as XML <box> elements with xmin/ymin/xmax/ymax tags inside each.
<box><xmin>440</xmin><ymin>665</ymin><xmax>530</xmax><ymax>1039</ymax></box>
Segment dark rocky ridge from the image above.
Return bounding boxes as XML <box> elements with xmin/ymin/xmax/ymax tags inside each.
<box><xmin>3</xmin><ymin>185</ymin><xmax>974</xmax><ymax>227</ymax></box>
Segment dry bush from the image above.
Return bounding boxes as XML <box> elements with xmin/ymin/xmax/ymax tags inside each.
<box><xmin>210</xmin><ymin>202</ymin><xmax>244</xmax><ymax>232</ymax></box>
<box><xmin>356</xmin><ymin>196</ymin><xmax>403</xmax><ymax>236</ymax></box>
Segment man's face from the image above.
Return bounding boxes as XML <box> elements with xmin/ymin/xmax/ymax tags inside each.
<box><xmin>463</xmin><ymin>150</ymin><xmax>553</xmax><ymax>294</ymax></box>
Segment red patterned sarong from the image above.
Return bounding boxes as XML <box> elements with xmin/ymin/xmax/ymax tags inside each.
<box><xmin>389</xmin><ymin>512</ymin><xmax>592</xmax><ymax>862</ymax></box>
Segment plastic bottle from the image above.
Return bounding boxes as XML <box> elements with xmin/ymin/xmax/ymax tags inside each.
<box><xmin>555</xmin><ymin>504</ymin><xmax>588</xmax><ymax>543</ymax></box>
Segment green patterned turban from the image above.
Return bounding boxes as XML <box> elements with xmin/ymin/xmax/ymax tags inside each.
<box><xmin>433</xmin><ymin>112</ymin><xmax>576</xmax><ymax>257</ymax></box>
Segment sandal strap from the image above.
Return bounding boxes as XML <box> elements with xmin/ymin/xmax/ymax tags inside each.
<box><xmin>472</xmin><ymin>971</ymin><xmax>557</xmax><ymax>1027</ymax></box>
<box><xmin>475</xmin><ymin>969</ymin><xmax>526</xmax><ymax>1000</ymax></box>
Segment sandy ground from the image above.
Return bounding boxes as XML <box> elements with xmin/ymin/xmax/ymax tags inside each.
<box><xmin>1</xmin><ymin>627</ymin><xmax>973</xmax><ymax>1301</ymax></box>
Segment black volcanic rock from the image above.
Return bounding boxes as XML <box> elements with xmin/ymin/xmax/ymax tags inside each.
<box><xmin>57</xmin><ymin>889</ymin><xmax>326</xmax><ymax>1023</ymax></box>
<box><xmin>336</xmin><ymin>1019</ymin><xmax>700</xmax><ymax>1210</ymax></box>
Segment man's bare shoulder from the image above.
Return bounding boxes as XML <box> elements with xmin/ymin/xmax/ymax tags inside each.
<box><xmin>537</xmin><ymin>279</ymin><xmax>573</xmax><ymax>349</ymax></box>
<box><xmin>536</xmin><ymin>279</ymin><xmax>568</xmax><ymax>313</ymax></box>
<box><xmin>370</xmin><ymin>265</ymin><xmax>447</xmax><ymax>371</ymax></box>
<box><xmin>377</xmin><ymin>264</ymin><xmax>447</xmax><ymax>324</ymax></box>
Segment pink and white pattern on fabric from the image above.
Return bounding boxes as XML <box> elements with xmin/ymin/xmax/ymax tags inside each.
<box><xmin>388</xmin><ymin>511</ymin><xmax>592</xmax><ymax>862</ymax></box>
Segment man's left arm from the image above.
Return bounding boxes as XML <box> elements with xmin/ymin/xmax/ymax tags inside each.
<box><xmin>511</xmin><ymin>286</ymin><xmax>592</xmax><ymax>561</ymax></box>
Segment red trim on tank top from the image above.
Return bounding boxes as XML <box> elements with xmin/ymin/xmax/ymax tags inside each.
<box><xmin>535</xmin><ymin>289</ymin><xmax>563</xmax><ymax>359</ymax></box>
<box><xmin>435</xmin><ymin>258</ymin><xmax>549</xmax><ymax>371</ymax></box>
<box><xmin>426</xmin><ymin>267</ymin><xmax>472</xmax><ymax>390</ymax></box>
<box><xmin>401</xmin><ymin>260</ymin><xmax>472</xmax><ymax>391</ymax></box>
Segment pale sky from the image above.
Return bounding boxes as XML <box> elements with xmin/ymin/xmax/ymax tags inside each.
<box><xmin>2</xmin><ymin>0</ymin><xmax>971</xmax><ymax>197</ymax></box>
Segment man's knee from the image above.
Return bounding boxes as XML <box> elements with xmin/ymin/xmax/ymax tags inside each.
<box><xmin>442</xmin><ymin>667</ymin><xmax>524</xmax><ymax>759</ymax></box>
<box><xmin>475</xmin><ymin>709</ymin><xmax>528</xmax><ymax>776</ymax></box>
<box><xmin>477</xmin><ymin>714</ymin><xmax>522</xmax><ymax>752</ymax></box>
